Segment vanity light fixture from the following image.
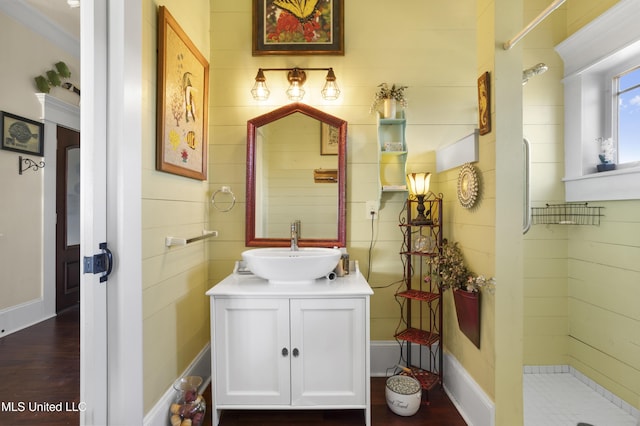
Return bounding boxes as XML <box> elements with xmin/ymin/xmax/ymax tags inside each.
<box><xmin>251</xmin><ymin>67</ymin><xmax>341</xmax><ymax>101</ymax></box>
<box><xmin>407</xmin><ymin>172</ymin><xmax>432</xmax><ymax>225</ymax></box>
<box><xmin>67</xmin><ymin>0</ymin><xmax>80</xmax><ymax>7</ymax></box>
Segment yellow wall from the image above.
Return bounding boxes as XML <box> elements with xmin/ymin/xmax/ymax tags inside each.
<box><xmin>437</xmin><ymin>0</ymin><xmax>499</xmax><ymax>402</ymax></box>
<box><xmin>522</xmin><ymin>0</ymin><xmax>570</xmax><ymax>366</ymax></box>
<box><xmin>139</xmin><ymin>0</ymin><xmax>639</xmax><ymax>417</ymax></box>
<box><xmin>563</xmin><ymin>3</ymin><xmax>640</xmax><ymax>410</ymax></box>
<box><xmin>141</xmin><ymin>0</ymin><xmax>211</xmax><ymax>412</ymax></box>
<box><xmin>207</xmin><ymin>0</ymin><xmax>478</xmax><ymax>346</ymax></box>
<box><xmin>521</xmin><ymin>0</ymin><xmax>640</xmax><ymax>412</ymax></box>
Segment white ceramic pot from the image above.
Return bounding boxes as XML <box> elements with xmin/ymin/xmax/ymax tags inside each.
<box><xmin>385</xmin><ymin>375</ymin><xmax>422</xmax><ymax>416</ymax></box>
<box><xmin>383</xmin><ymin>98</ymin><xmax>397</xmax><ymax>119</ymax></box>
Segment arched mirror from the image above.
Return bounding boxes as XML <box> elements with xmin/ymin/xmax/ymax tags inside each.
<box><xmin>246</xmin><ymin>102</ymin><xmax>347</xmax><ymax>247</ymax></box>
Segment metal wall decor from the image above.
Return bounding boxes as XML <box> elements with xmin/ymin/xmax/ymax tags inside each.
<box><xmin>19</xmin><ymin>155</ymin><xmax>45</xmax><ymax>175</ymax></box>
<box><xmin>457</xmin><ymin>163</ymin><xmax>479</xmax><ymax>209</ymax></box>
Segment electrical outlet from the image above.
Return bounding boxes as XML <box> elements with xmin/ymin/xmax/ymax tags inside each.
<box><xmin>365</xmin><ymin>200</ymin><xmax>379</xmax><ymax>219</ymax></box>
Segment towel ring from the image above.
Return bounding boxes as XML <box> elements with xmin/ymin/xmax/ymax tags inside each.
<box><xmin>211</xmin><ymin>187</ymin><xmax>236</xmax><ymax>212</ymax></box>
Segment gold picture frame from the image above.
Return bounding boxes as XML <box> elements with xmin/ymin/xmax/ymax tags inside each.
<box><xmin>253</xmin><ymin>0</ymin><xmax>344</xmax><ymax>56</ymax></box>
<box><xmin>321</xmin><ymin>122</ymin><xmax>339</xmax><ymax>155</ymax></box>
<box><xmin>156</xmin><ymin>6</ymin><xmax>210</xmax><ymax>180</ymax></box>
<box><xmin>477</xmin><ymin>71</ymin><xmax>491</xmax><ymax>136</ymax></box>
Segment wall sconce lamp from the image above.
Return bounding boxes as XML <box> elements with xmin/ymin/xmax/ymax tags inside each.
<box><xmin>251</xmin><ymin>67</ymin><xmax>340</xmax><ymax>101</ymax></box>
<box><xmin>407</xmin><ymin>172</ymin><xmax>432</xmax><ymax>225</ymax></box>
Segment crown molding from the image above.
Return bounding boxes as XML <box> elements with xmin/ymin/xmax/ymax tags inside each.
<box><xmin>0</xmin><ymin>1</ymin><xmax>79</xmax><ymax>59</ymax></box>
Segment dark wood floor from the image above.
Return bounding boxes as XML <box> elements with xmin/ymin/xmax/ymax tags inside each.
<box><xmin>0</xmin><ymin>306</ymin><xmax>466</xmax><ymax>426</ymax></box>
<box><xmin>208</xmin><ymin>378</ymin><xmax>467</xmax><ymax>426</ymax></box>
<box><xmin>0</xmin><ymin>305</ymin><xmax>80</xmax><ymax>426</ymax></box>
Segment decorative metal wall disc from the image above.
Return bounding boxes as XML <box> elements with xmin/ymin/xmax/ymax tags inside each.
<box><xmin>457</xmin><ymin>163</ymin><xmax>479</xmax><ymax>209</ymax></box>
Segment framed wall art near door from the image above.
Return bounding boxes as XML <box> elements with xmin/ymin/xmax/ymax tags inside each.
<box><xmin>1</xmin><ymin>111</ymin><xmax>44</xmax><ymax>156</ymax></box>
<box><xmin>156</xmin><ymin>6</ymin><xmax>210</xmax><ymax>180</ymax></box>
<box><xmin>253</xmin><ymin>0</ymin><xmax>344</xmax><ymax>55</ymax></box>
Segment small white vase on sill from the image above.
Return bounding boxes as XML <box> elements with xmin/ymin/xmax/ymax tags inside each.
<box><xmin>383</xmin><ymin>98</ymin><xmax>397</xmax><ymax>119</ymax></box>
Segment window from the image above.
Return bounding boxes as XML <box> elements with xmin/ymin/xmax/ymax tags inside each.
<box><xmin>556</xmin><ymin>0</ymin><xmax>640</xmax><ymax>201</ymax></box>
<box><xmin>615</xmin><ymin>66</ymin><xmax>640</xmax><ymax>165</ymax></box>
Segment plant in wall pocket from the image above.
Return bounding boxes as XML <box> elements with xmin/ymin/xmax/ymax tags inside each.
<box><xmin>370</xmin><ymin>83</ymin><xmax>407</xmax><ymax>119</ymax></box>
<box><xmin>428</xmin><ymin>239</ymin><xmax>495</xmax><ymax>348</ymax></box>
<box><xmin>596</xmin><ymin>137</ymin><xmax>616</xmax><ymax>172</ymax></box>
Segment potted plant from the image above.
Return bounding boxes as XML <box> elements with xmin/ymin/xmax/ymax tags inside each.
<box><xmin>428</xmin><ymin>239</ymin><xmax>495</xmax><ymax>348</ymax></box>
<box><xmin>596</xmin><ymin>137</ymin><xmax>616</xmax><ymax>172</ymax></box>
<box><xmin>370</xmin><ymin>83</ymin><xmax>407</xmax><ymax>118</ymax></box>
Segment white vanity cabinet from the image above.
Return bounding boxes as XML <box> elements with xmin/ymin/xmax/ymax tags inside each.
<box><xmin>207</xmin><ymin>263</ymin><xmax>373</xmax><ymax>426</ymax></box>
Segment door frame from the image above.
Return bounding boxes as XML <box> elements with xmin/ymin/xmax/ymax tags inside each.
<box><xmin>39</xmin><ymin>94</ymin><xmax>80</xmax><ymax>319</ymax></box>
<box><xmin>80</xmin><ymin>0</ymin><xmax>143</xmax><ymax>424</ymax></box>
<box><xmin>56</xmin><ymin>126</ymin><xmax>81</xmax><ymax>313</ymax></box>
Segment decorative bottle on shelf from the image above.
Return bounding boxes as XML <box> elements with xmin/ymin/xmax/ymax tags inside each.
<box><xmin>168</xmin><ymin>376</ymin><xmax>206</xmax><ymax>426</ymax></box>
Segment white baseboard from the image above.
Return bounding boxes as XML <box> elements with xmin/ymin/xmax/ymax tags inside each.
<box><xmin>150</xmin><ymin>342</ymin><xmax>489</xmax><ymax>426</ymax></box>
<box><xmin>443</xmin><ymin>352</ymin><xmax>495</xmax><ymax>426</ymax></box>
<box><xmin>370</xmin><ymin>341</ymin><xmax>494</xmax><ymax>425</ymax></box>
<box><xmin>0</xmin><ymin>298</ymin><xmax>55</xmax><ymax>338</ymax></box>
<box><xmin>370</xmin><ymin>340</ymin><xmax>439</xmax><ymax>377</ymax></box>
<box><xmin>143</xmin><ymin>343</ymin><xmax>211</xmax><ymax>426</ymax></box>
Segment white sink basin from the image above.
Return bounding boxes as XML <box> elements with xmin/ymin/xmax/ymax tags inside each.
<box><xmin>241</xmin><ymin>247</ymin><xmax>341</xmax><ymax>284</ymax></box>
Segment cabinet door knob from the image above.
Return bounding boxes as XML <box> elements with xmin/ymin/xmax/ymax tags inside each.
<box><xmin>292</xmin><ymin>348</ymin><xmax>299</xmax><ymax>357</ymax></box>
<box><xmin>281</xmin><ymin>347</ymin><xmax>289</xmax><ymax>356</ymax></box>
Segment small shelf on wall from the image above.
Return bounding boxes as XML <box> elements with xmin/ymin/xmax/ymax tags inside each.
<box><xmin>531</xmin><ymin>203</ymin><xmax>604</xmax><ymax>226</ymax></box>
<box><xmin>377</xmin><ymin>112</ymin><xmax>408</xmax><ymax>195</ymax></box>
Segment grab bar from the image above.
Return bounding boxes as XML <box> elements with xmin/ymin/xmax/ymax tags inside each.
<box><xmin>523</xmin><ymin>138</ymin><xmax>532</xmax><ymax>234</ymax></box>
<box><xmin>165</xmin><ymin>230</ymin><xmax>218</xmax><ymax>247</ymax></box>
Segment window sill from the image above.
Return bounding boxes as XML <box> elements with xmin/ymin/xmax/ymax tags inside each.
<box><xmin>564</xmin><ymin>165</ymin><xmax>640</xmax><ymax>201</ymax></box>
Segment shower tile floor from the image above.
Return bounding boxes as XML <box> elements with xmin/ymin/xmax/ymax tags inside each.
<box><xmin>524</xmin><ymin>371</ymin><xmax>639</xmax><ymax>426</ymax></box>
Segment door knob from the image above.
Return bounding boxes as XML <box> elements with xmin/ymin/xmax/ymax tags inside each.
<box><xmin>282</xmin><ymin>347</ymin><xmax>289</xmax><ymax>356</ymax></box>
<box><xmin>292</xmin><ymin>348</ymin><xmax>299</xmax><ymax>357</ymax></box>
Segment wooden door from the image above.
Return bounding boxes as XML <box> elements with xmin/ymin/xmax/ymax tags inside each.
<box><xmin>56</xmin><ymin>126</ymin><xmax>80</xmax><ymax>313</ymax></box>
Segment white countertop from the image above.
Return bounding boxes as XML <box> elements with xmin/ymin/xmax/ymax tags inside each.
<box><xmin>206</xmin><ymin>261</ymin><xmax>373</xmax><ymax>297</ymax></box>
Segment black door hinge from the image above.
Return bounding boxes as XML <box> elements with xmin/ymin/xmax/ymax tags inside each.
<box><xmin>83</xmin><ymin>242</ymin><xmax>113</xmax><ymax>283</ymax></box>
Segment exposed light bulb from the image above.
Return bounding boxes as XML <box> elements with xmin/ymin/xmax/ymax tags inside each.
<box><xmin>321</xmin><ymin>68</ymin><xmax>340</xmax><ymax>100</ymax></box>
<box><xmin>251</xmin><ymin>69</ymin><xmax>270</xmax><ymax>101</ymax></box>
<box><xmin>286</xmin><ymin>81</ymin><xmax>305</xmax><ymax>101</ymax></box>
<box><xmin>251</xmin><ymin>81</ymin><xmax>270</xmax><ymax>100</ymax></box>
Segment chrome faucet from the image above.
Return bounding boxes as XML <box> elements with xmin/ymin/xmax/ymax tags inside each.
<box><xmin>290</xmin><ymin>220</ymin><xmax>300</xmax><ymax>251</ymax></box>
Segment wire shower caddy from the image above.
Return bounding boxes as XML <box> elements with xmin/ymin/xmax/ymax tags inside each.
<box><xmin>531</xmin><ymin>203</ymin><xmax>604</xmax><ymax>226</ymax></box>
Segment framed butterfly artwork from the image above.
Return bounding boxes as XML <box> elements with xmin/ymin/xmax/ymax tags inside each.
<box><xmin>253</xmin><ymin>0</ymin><xmax>344</xmax><ymax>55</ymax></box>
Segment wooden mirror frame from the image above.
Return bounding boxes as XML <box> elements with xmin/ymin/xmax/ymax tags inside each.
<box><xmin>246</xmin><ymin>102</ymin><xmax>347</xmax><ymax>247</ymax></box>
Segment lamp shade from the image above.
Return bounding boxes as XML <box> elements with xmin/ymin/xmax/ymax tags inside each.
<box><xmin>407</xmin><ymin>172</ymin><xmax>431</xmax><ymax>195</ymax></box>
